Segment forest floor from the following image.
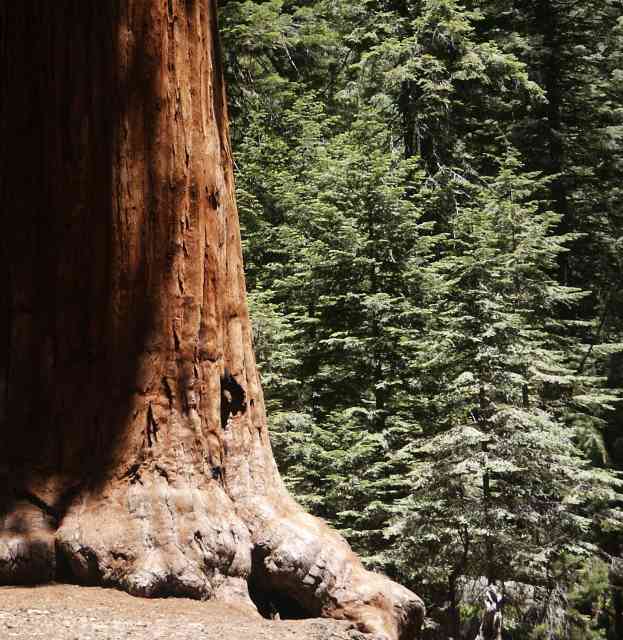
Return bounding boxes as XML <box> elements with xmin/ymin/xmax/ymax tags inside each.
<box><xmin>0</xmin><ymin>584</ymin><xmax>368</xmax><ymax>640</ymax></box>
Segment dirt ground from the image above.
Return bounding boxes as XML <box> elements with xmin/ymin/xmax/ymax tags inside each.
<box><xmin>0</xmin><ymin>584</ymin><xmax>369</xmax><ymax>640</ymax></box>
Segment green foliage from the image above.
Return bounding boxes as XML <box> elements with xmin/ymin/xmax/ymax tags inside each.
<box><xmin>219</xmin><ymin>1</ymin><xmax>623</xmax><ymax>637</ymax></box>
<box><xmin>387</xmin><ymin>153</ymin><xmax>620</xmax><ymax>630</ymax></box>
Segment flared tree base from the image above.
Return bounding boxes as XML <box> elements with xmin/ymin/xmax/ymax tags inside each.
<box><xmin>1</xmin><ymin>473</ymin><xmax>423</xmax><ymax>640</ymax></box>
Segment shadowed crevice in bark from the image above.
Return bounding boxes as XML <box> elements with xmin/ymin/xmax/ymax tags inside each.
<box><xmin>221</xmin><ymin>368</ymin><xmax>247</xmax><ymax>429</ymax></box>
<box><xmin>248</xmin><ymin>544</ymin><xmax>310</xmax><ymax>620</ymax></box>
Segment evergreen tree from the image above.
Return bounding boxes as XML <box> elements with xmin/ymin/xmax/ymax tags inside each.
<box><xmin>262</xmin><ymin>115</ymin><xmax>432</xmax><ymax>558</ymax></box>
<box><xmin>387</xmin><ymin>153</ymin><xmax>619</xmax><ymax>637</ymax></box>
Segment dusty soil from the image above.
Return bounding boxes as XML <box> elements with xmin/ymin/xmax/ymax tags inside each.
<box><xmin>0</xmin><ymin>584</ymin><xmax>368</xmax><ymax>640</ymax></box>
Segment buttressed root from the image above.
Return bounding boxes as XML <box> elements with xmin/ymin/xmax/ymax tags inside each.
<box><xmin>239</xmin><ymin>495</ymin><xmax>425</xmax><ymax>640</ymax></box>
<box><xmin>2</xmin><ymin>476</ymin><xmax>423</xmax><ymax>640</ymax></box>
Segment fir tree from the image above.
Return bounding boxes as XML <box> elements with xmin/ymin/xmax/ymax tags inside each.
<box><xmin>388</xmin><ymin>153</ymin><xmax>619</xmax><ymax>637</ymax></box>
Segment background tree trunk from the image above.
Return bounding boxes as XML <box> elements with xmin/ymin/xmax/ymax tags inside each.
<box><xmin>0</xmin><ymin>2</ymin><xmax>424</xmax><ymax>639</ymax></box>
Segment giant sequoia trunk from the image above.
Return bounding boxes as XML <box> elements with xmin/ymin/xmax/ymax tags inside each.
<box><xmin>0</xmin><ymin>3</ymin><xmax>423</xmax><ymax>639</ymax></box>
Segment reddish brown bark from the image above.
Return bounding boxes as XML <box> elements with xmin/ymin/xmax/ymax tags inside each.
<box><xmin>0</xmin><ymin>3</ymin><xmax>424</xmax><ymax>638</ymax></box>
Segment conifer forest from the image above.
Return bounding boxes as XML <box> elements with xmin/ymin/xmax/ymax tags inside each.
<box><xmin>219</xmin><ymin>0</ymin><xmax>623</xmax><ymax>637</ymax></box>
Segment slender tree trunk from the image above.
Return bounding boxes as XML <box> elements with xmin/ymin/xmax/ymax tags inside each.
<box><xmin>476</xmin><ymin>587</ymin><xmax>503</xmax><ymax>640</ymax></box>
<box><xmin>534</xmin><ymin>0</ymin><xmax>572</xmax><ymax>287</ymax></box>
<box><xmin>607</xmin><ymin>357</ymin><xmax>623</xmax><ymax>636</ymax></box>
<box><xmin>0</xmin><ymin>3</ymin><xmax>424</xmax><ymax>639</ymax></box>
<box><xmin>614</xmin><ymin>581</ymin><xmax>623</xmax><ymax>640</ymax></box>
